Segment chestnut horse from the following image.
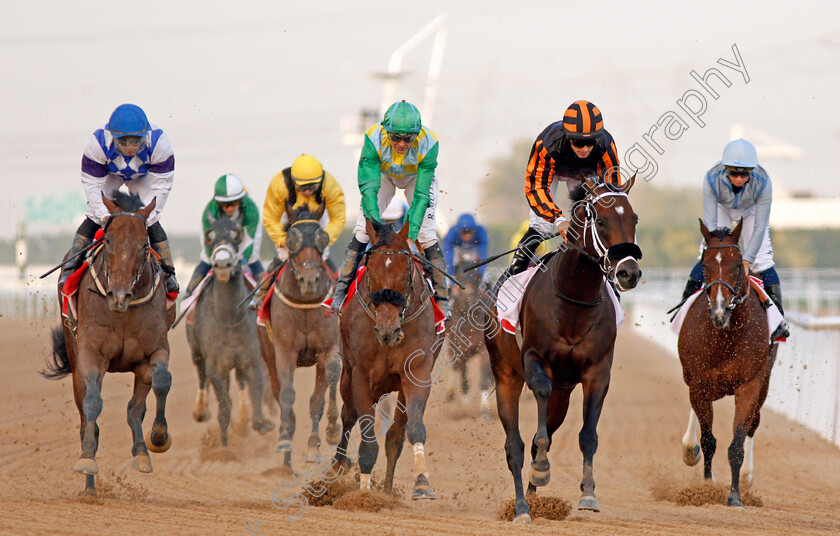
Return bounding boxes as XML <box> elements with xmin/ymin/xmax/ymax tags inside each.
<box><xmin>331</xmin><ymin>218</ymin><xmax>442</xmax><ymax>499</ymax></box>
<box><xmin>678</xmin><ymin>220</ymin><xmax>775</xmax><ymax>508</ymax></box>
<box><xmin>42</xmin><ymin>191</ymin><xmax>174</xmax><ymax>495</ymax></box>
<box><xmin>485</xmin><ymin>178</ymin><xmax>642</xmax><ymax>522</ymax></box>
<box><xmin>257</xmin><ymin>203</ymin><xmax>341</xmax><ymax>467</ymax></box>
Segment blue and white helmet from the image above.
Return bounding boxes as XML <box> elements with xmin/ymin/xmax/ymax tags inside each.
<box><xmin>721</xmin><ymin>139</ymin><xmax>758</xmax><ymax>168</ymax></box>
<box><xmin>108</xmin><ymin>104</ymin><xmax>150</xmax><ymax>138</ymax></box>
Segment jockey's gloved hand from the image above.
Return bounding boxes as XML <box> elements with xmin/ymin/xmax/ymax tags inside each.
<box><xmin>554</xmin><ymin>216</ymin><xmax>569</xmax><ymax>242</ymax></box>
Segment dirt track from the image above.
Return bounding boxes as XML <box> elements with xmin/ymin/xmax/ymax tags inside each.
<box><xmin>1</xmin><ymin>318</ymin><xmax>839</xmax><ymax>536</ymax></box>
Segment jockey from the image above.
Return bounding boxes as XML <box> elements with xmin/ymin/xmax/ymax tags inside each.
<box><xmin>330</xmin><ymin>100</ymin><xmax>451</xmax><ymax>319</ymax></box>
<box><xmin>678</xmin><ymin>138</ymin><xmax>790</xmax><ymax>340</ymax></box>
<box><xmin>59</xmin><ymin>103</ymin><xmax>178</xmax><ymax>293</ymax></box>
<box><xmin>248</xmin><ymin>154</ymin><xmax>346</xmax><ymax>309</ymax></box>
<box><xmin>182</xmin><ymin>174</ymin><xmax>264</xmax><ymax>298</ymax></box>
<box><xmin>507</xmin><ymin>100</ymin><xmax>621</xmax><ymax>276</ymax></box>
<box><xmin>443</xmin><ymin>213</ymin><xmax>489</xmax><ymax>277</ymax></box>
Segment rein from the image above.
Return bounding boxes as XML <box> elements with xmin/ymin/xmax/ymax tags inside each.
<box><xmin>702</xmin><ymin>244</ymin><xmax>748</xmax><ymax>310</ymax></box>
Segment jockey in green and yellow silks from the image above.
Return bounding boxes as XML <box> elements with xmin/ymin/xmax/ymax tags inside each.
<box><xmin>331</xmin><ymin>100</ymin><xmax>450</xmax><ymax>319</ymax></box>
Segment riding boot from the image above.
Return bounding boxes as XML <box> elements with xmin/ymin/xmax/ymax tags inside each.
<box><xmin>424</xmin><ymin>242</ymin><xmax>451</xmax><ymax>320</ymax></box>
<box><xmin>57</xmin><ymin>232</ymin><xmax>94</xmax><ymax>289</ymax></box>
<box><xmin>248</xmin><ymin>256</ymin><xmax>285</xmax><ymax>310</ymax></box>
<box><xmin>508</xmin><ymin>227</ymin><xmax>542</xmax><ymax>277</ymax></box>
<box><xmin>330</xmin><ymin>238</ymin><xmax>366</xmax><ymax>312</ymax></box>
<box><xmin>151</xmin><ymin>239</ymin><xmax>179</xmax><ymax>294</ymax></box>
<box><xmin>681</xmin><ymin>277</ymin><xmax>704</xmax><ymax>303</ymax></box>
<box><xmin>765</xmin><ymin>283</ymin><xmax>791</xmax><ymax>340</ymax></box>
<box><xmin>182</xmin><ymin>261</ymin><xmax>211</xmax><ymax>299</ymax></box>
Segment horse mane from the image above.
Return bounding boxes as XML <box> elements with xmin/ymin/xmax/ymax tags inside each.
<box><xmin>109</xmin><ymin>190</ymin><xmax>145</xmax><ymax>212</ymax></box>
<box><xmin>569</xmin><ymin>183</ymin><xmax>588</xmax><ymax>203</ymax></box>
<box><xmin>709</xmin><ymin>227</ymin><xmax>732</xmax><ymax>241</ymax></box>
<box><xmin>370</xmin><ymin>219</ymin><xmax>397</xmax><ymax>249</ymax></box>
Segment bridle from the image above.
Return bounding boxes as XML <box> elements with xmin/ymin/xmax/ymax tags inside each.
<box><xmin>89</xmin><ymin>211</ymin><xmax>158</xmax><ymax>306</ymax></box>
<box><xmin>702</xmin><ymin>243</ymin><xmax>748</xmax><ymax>311</ymax></box>
<box><xmin>357</xmin><ymin>245</ymin><xmax>429</xmax><ymax>325</ymax></box>
<box><xmin>286</xmin><ymin>218</ymin><xmax>328</xmax><ymax>282</ymax></box>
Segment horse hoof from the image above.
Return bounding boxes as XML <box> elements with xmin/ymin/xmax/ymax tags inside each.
<box><xmin>276</xmin><ymin>440</ymin><xmax>292</xmax><ymax>452</ymax></box>
<box><xmin>326</xmin><ymin>422</ymin><xmax>341</xmax><ymax>445</ymax></box>
<box><xmin>145</xmin><ymin>429</ymin><xmax>172</xmax><ymax>453</ymax></box>
<box><xmin>304</xmin><ymin>447</ymin><xmax>320</xmax><ymax>463</ymax></box>
<box><xmin>578</xmin><ymin>495</ymin><xmax>601</xmax><ymax>512</ymax></box>
<box><xmin>682</xmin><ymin>444</ymin><xmax>701</xmax><ymax>466</ymax></box>
<box><xmin>512</xmin><ymin>513</ymin><xmax>532</xmax><ymax>524</ymax></box>
<box><xmin>72</xmin><ymin>457</ymin><xmax>99</xmax><ymax>475</ymax></box>
<box><xmin>529</xmin><ymin>465</ymin><xmax>550</xmax><ymax>487</ymax></box>
<box><xmin>81</xmin><ymin>486</ymin><xmax>97</xmax><ymax>498</ymax></box>
<box><xmin>131</xmin><ymin>453</ymin><xmax>153</xmax><ymax>473</ymax></box>
<box><xmin>411</xmin><ymin>475</ymin><xmax>437</xmax><ymax>500</ymax></box>
<box><xmin>192</xmin><ymin>409</ymin><xmax>211</xmax><ymax>422</ymax></box>
<box><xmin>727</xmin><ymin>493</ymin><xmax>745</xmax><ymax>509</ymax></box>
<box><xmin>254</xmin><ymin>419</ymin><xmax>275</xmax><ymax>435</ymax></box>
<box><xmin>740</xmin><ymin>472</ymin><xmax>754</xmax><ymax>488</ymax></box>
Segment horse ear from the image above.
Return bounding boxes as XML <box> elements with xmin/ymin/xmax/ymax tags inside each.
<box><xmin>365</xmin><ymin>218</ymin><xmax>378</xmax><ymax>244</ymax></box>
<box><xmin>285</xmin><ymin>200</ymin><xmax>298</xmax><ymax>221</ymax></box>
<box><xmin>101</xmin><ymin>192</ymin><xmax>119</xmax><ymax>214</ymax></box>
<box><xmin>138</xmin><ymin>197</ymin><xmax>156</xmax><ymax>220</ymax></box>
<box><xmin>699</xmin><ymin>218</ymin><xmax>713</xmax><ymax>243</ymax></box>
<box><xmin>731</xmin><ymin>218</ymin><xmax>743</xmax><ymax>242</ymax></box>
<box><xmin>312</xmin><ymin>200</ymin><xmax>326</xmax><ymax>221</ymax></box>
<box><xmin>623</xmin><ymin>173</ymin><xmax>636</xmax><ymax>193</ymax></box>
<box><xmin>397</xmin><ymin>218</ymin><xmax>411</xmax><ymax>241</ymax></box>
<box><xmin>583</xmin><ymin>175</ymin><xmax>598</xmax><ymax>195</ymax></box>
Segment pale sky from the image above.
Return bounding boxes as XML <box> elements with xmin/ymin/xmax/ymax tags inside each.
<box><xmin>2</xmin><ymin>1</ymin><xmax>838</xmax><ymax>238</ymax></box>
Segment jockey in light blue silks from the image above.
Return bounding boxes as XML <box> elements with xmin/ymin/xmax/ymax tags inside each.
<box><xmin>59</xmin><ymin>103</ymin><xmax>178</xmax><ymax>293</ymax></box>
<box><xmin>677</xmin><ymin>138</ymin><xmax>790</xmax><ymax>340</ymax></box>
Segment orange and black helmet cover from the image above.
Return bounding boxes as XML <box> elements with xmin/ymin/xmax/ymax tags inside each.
<box><xmin>562</xmin><ymin>100</ymin><xmax>604</xmax><ymax>139</ymax></box>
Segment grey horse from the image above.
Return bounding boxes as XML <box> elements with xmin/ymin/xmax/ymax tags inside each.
<box><xmin>186</xmin><ymin>216</ymin><xmax>274</xmax><ymax>446</ymax></box>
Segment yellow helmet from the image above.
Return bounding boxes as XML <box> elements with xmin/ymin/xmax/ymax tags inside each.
<box><xmin>290</xmin><ymin>154</ymin><xmax>324</xmax><ymax>186</ymax></box>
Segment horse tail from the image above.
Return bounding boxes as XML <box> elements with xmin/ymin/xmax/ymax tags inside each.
<box><xmin>40</xmin><ymin>326</ymin><xmax>72</xmax><ymax>380</ymax></box>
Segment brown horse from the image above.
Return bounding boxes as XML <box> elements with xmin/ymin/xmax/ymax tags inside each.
<box><xmin>257</xmin><ymin>203</ymin><xmax>341</xmax><ymax>467</ymax></box>
<box><xmin>678</xmin><ymin>220</ymin><xmax>775</xmax><ymax>508</ymax></box>
<box><xmin>330</xmin><ymin>218</ymin><xmax>442</xmax><ymax>499</ymax></box>
<box><xmin>485</xmin><ymin>178</ymin><xmax>642</xmax><ymax>522</ymax></box>
<box><xmin>42</xmin><ymin>191</ymin><xmax>175</xmax><ymax>495</ymax></box>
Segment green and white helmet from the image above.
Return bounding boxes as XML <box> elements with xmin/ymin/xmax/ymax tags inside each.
<box><xmin>214</xmin><ymin>173</ymin><xmax>246</xmax><ymax>203</ymax></box>
<box><xmin>381</xmin><ymin>100</ymin><xmax>422</xmax><ymax>134</ymax></box>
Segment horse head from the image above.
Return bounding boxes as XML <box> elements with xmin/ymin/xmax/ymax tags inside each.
<box><xmin>452</xmin><ymin>251</ymin><xmax>482</xmax><ymax>300</ymax></box>
<box><xmin>285</xmin><ymin>201</ymin><xmax>329</xmax><ymax>298</ymax></box>
<box><xmin>568</xmin><ymin>176</ymin><xmax>643</xmax><ymax>291</ymax></box>
<box><xmin>100</xmin><ymin>191</ymin><xmax>155</xmax><ymax>312</ymax></box>
<box><xmin>364</xmin><ymin>217</ymin><xmax>415</xmax><ymax>347</ymax></box>
<box><xmin>699</xmin><ymin>219</ymin><xmax>746</xmax><ymax>328</ymax></box>
<box><xmin>205</xmin><ymin>217</ymin><xmax>243</xmax><ymax>283</ymax></box>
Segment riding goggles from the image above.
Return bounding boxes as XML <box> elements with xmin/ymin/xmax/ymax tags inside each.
<box><xmin>725</xmin><ymin>167</ymin><xmax>751</xmax><ymax>178</ymax></box>
<box><xmin>570</xmin><ymin>138</ymin><xmax>597</xmax><ymax>148</ymax></box>
<box><xmin>388</xmin><ymin>133</ymin><xmax>417</xmax><ymax>144</ymax></box>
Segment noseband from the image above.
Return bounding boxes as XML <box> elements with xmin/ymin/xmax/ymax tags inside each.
<box><xmin>571</xmin><ymin>191</ymin><xmax>642</xmax><ymax>289</ymax></box>
<box><xmin>702</xmin><ymin>244</ymin><xmax>748</xmax><ymax>310</ymax></box>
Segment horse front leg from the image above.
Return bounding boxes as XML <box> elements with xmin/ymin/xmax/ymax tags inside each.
<box><xmin>728</xmin><ymin>380</ymin><xmax>763</xmax><ymax>508</ymax></box>
<box><xmin>528</xmin><ymin>388</ymin><xmax>572</xmax><ymax>495</ymax></box>
<box><xmin>71</xmin><ymin>358</ymin><xmax>104</xmax><ymax>480</ymax></box>
<box><xmin>688</xmin><ymin>387</ymin><xmax>716</xmax><ymax>482</ymax></box>
<box><xmin>208</xmin><ymin>366</ymin><xmax>232</xmax><ymax>447</ymax></box>
<box><xmin>331</xmin><ymin>362</ymin><xmax>358</xmax><ymax>473</ymax></box>
<box><xmin>494</xmin><ymin>365</ymin><xmax>528</xmax><ymax>522</ymax></box>
<box><xmin>682</xmin><ymin>409</ymin><xmax>701</xmax><ymax>466</ymax></box>
<box><xmin>324</xmin><ymin>353</ymin><xmax>342</xmax><ymax>445</ymax></box>
<box><xmin>402</xmin><ymin>353</ymin><xmax>436</xmax><ymax>500</ymax></box>
<box><xmin>577</xmin><ymin>368</ymin><xmax>611</xmax><ymax>512</ymax></box>
<box><xmin>305</xmin><ymin>360</ymin><xmax>329</xmax><ymax>463</ymax></box>
<box><xmin>239</xmin><ymin>359</ymin><xmax>274</xmax><ymax>436</ymax></box>
<box><xmin>127</xmin><ymin>375</ymin><xmax>153</xmax><ymax>473</ymax></box>
<box><xmin>191</xmin><ymin>350</ymin><xmax>211</xmax><ymax>422</ymax></box>
<box><xmin>273</xmin><ymin>346</ymin><xmax>297</xmax><ymax>467</ymax></box>
<box><xmin>523</xmin><ymin>348</ymin><xmax>552</xmax><ymax>491</ymax></box>
<box><xmin>145</xmin><ymin>350</ymin><xmax>173</xmax><ymax>453</ymax></box>
<box><xmin>383</xmin><ymin>391</ymin><xmax>408</xmax><ymax>494</ymax></box>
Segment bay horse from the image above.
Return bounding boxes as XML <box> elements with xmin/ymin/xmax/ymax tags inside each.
<box><xmin>330</xmin><ymin>218</ymin><xmax>442</xmax><ymax>499</ymax></box>
<box><xmin>485</xmin><ymin>177</ymin><xmax>642</xmax><ymax>522</ymax></box>
<box><xmin>186</xmin><ymin>216</ymin><xmax>274</xmax><ymax>446</ymax></box>
<box><xmin>443</xmin><ymin>252</ymin><xmax>493</xmax><ymax>414</ymax></box>
<box><xmin>41</xmin><ymin>191</ymin><xmax>174</xmax><ymax>495</ymax></box>
<box><xmin>678</xmin><ymin>220</ymin><xmax>775</xmax><ymax>508</ymax></box>
<box><xmin>257</xmin><ymin>203</ymin><xmax>341</xmax><ymax>467</ymax></box>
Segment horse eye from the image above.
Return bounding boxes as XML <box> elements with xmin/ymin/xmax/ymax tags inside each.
<box><xmin>596</xmin><ymin>218</ymin><xmax>605</xmax><ymax>226</ymax></box>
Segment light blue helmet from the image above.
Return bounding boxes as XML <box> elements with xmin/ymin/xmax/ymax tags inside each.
<box><xmin>721</xmin><ymin>138</ymin><xmax>758</xmax><ymax>168</ymax></box>
<box><xmin>108</xmin><ymin>104</ymin><xmax>150</xmax><ymax>138</ymax></box>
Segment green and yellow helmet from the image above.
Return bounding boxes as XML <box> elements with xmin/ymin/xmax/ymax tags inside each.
<box><xmin>381</xmin><ymin>100</ymin><xmax>422</xmax><ymax>134</ymax></box>
<box><xmin>214</xmin><ymin>173</ymin><xmax>246</xmax><ymax>203</ymax></box>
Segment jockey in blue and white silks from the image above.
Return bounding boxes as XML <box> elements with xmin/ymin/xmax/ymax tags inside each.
<box><xmin>59</xmin><ymin>103</ymin><xmax>179</xmax><ymax>293</ymax></box>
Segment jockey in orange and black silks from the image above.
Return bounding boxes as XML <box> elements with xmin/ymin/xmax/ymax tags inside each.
<box><xmin>59</xmin><ymin>104</ymin><xmax>179</xmax><ymax>294</ymax></box>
